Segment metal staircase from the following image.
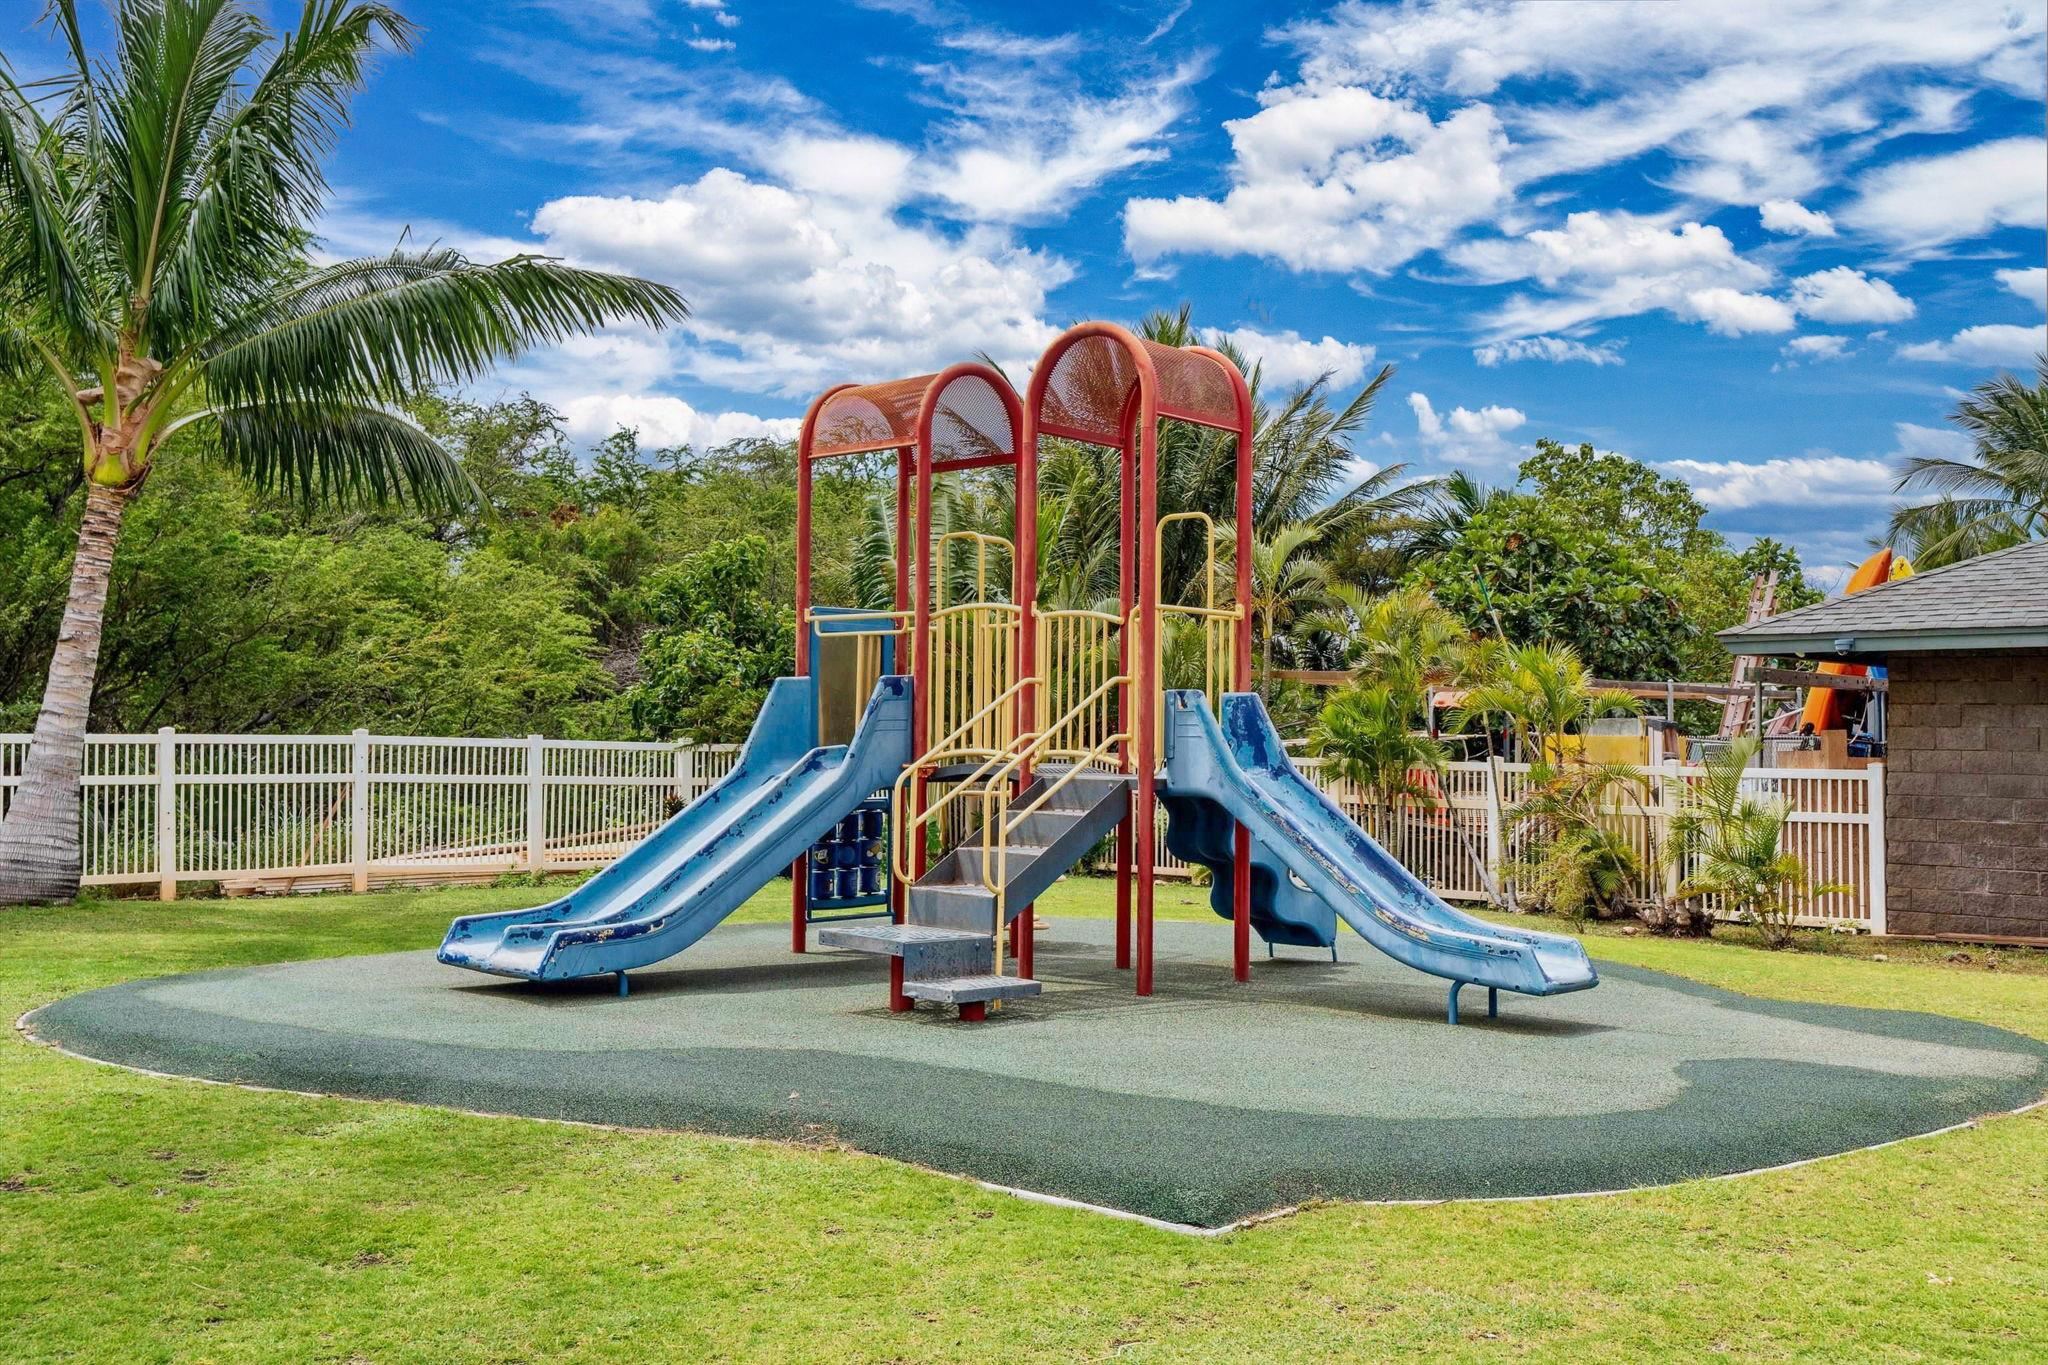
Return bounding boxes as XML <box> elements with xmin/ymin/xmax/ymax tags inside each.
<box><xmin>820</xmin><ymin>768</ymin><xmax>1130</xmax><ymax>1018</ymax></box>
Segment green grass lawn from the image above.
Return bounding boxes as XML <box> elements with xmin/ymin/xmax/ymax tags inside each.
<box><xmin>3</xmin><ymin>879</ymin><xmax>2045</xmax><ymax>1362</ymax></box>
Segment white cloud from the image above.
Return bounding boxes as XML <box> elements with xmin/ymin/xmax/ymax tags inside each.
<box><xmin>1681</xmin><ymin>288</ymin><xmax>1797</xmax><ymax>336</ymax></box>
<box><xmin>1780</xmin><ymin>334</ymin><xmax>1852</xmax><ymax>361</ymax></box>
<box><xmin>561</xmin><ymin>394</ymin><xmax>799</xmax><ymax>450</ymax></box>
<box><xmin>1205</xmin><ymin>327</ymin><xmax>1375</xmax><ymax>389</ymax></box>
<box><xmin>1896</xmin><ymin>323</ymin><xmax>2048</xmax><ymax>366</ymax></box>
<box><xmin>1658</xmin><ymin>454</ymin><xmax>1894</xmax><ymax>511</ymax></box>
<box><xmin>1452</xmin><ymin>211</ymin><xmax>1778</xmax><ymax>339</ymax></box>
<box><xmin>1840</xmin><ymin>138</ymin><xmax>2048</xmax><ymax>250</ymax></box>
<box><xmin>1758</xmin><ymin>199</ymin><xmax>1836</xmax><ymax>236</ymax></box>
<box><xmin>1124</xmin><ymin>87</ymin><xmax>1510</xmax><ymax>273</ymax></box>
<box><xmin>1786</xmin><ymin>266</ymin><xmax>1915</xmax><ymax>323</ymax></box>
<box><xmin>918</xmin><ymin>53</ymin><xmax>1207</xmax><ymax>225</ymax></box>
<box><xmin>1998</xmin><ymin>267</ymin><xmax>2048</xmax><ymax>310</ymax></box>
<box><xmin>528</xmin><ymin>169</ymin><xmax>1067</xmax><ymax>397</ymax></box>
<box><xmin>1409</xmin><ymin>391</ymin><xmax>1526</xmax><ymax>462</ymax></box>
<box><xmin>684</xmin><ymin>37</ymin><xmax>734</xmax><ymax>53</ymax></box>
<box><xmin>1281</xmin><ymin>1</ymin><xmax>2044</xmax><ymax>210</ymax></box>
<box><xmin>1472</xmin><ymin>336</ymin><xmax>1625</xmax><ymax>367</ymax></box>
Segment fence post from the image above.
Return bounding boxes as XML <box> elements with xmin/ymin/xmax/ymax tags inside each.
<box><xmin>1866</xmin><ymin>762</ymin><xmax>1887</xmax><ymax>935</ymax></box>
<box><xmin>526</xmin><ymin>734</ymin><xmax>547</xmax><ymax>874</ymax></box>
<box><xmin>673</xmin><ymin>742</ymin><xmax>693</xmax><ymax>804</ymax></box>
<box><xmin>1482</xmin><ymin>761</ymin><xmax>1504</xmax><ymax>885</ymax></box>
<box><xmin>155</xmin><ymin>726</ymin><xmax>177</xmax><ymax>902</ymax></box>
<box><xmin>350</xmin><ymin>728</ymin><xmax>371</xmax><ymax>893</ymax></box>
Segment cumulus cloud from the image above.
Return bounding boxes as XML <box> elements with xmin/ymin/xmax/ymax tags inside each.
<box><xmin>1206</xmin><ymin>327</ymin><xmax>1376</xmax><ymax>389</ymax></box>
<box><xmin>1780</xmin><ymin>334</ymin><xmax>1852</xmax><ymax>362</ymax></box>
<box><xmin>1679</xmin><ymin>288</ymin><xmax>1797</xmax><ymax>336</ymax></box>
<box><xmin>1786</xmin><ymin>267</ymin><xmax>1916</xmax><ymax>324</ymax></box>
<box><xmin>1896</xmin><ymin>323</ymin><xmax>2048</xmax><ymax>366</ymax></box>
<box><xmin>1409</xmin><ymin>391</ymin><xmax>1527</xmax><ymax>461</ymax></box>
<box><xmin>1124</xmin><ymin>87</ymin><xmax>1509</xmax><ymax>273</ymax></box>
<box><xmin>560</xmin><ymin>394</ymin><xmax>800</xmax><ymax>450</ymax></box>
<box><xmin>1998</xmin><ymin>267</ymin><xmax>2048</xmax><ymax>310</ymax></box>
<box><xmin>1453</xmin><ymin>211</ymin><xmax>1775</xmax><ymax>339</ymax></box>
<box><xmin>1840</xmin><ymin>138</ymin><xmax>2048</xmax><ymax>251</ymax></box>
<box><xmin>1658</xmin><ymin>454</ymin><xmax>1895</xmax><ymax>511</ymax></box>
<box><xmin>1758</xmin><ymin>199</ymin><xmax>1836</xmax><ymax>236</ymax></box>
<box><xmin>1472</xmin><ymin>336</ymin><xmax>1625</xmax><ymax>367</ymax></box>
<box><xmin>528</xmin><ymin>169</ymin><xmax>1067</xmax><ymax>397</ymax></box>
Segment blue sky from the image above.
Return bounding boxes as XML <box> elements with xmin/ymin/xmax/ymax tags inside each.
<box><xmin>15</xmin><ymin>1</ymin><xmax>2048</xmax><ymax>582</ymax></box>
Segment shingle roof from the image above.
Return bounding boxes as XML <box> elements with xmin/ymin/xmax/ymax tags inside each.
<box><xmin>1719</xmin><ymin>539</ymin><xmax>2048</xmax><ymax>656</ymax></box>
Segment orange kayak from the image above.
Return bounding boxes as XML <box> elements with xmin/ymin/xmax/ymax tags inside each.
<box><xmin>1799</xmin><ymin>549</ymin><xmax>1909</xmax><ymax>731</ymax></box>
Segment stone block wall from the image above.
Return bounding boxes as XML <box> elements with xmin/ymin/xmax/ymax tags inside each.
<box><xmin>1883</xmin><ymin>649</ymin><xmax>2048</xmax><ymax>940</ymax></box>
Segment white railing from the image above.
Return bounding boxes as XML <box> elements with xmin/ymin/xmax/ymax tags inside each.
<box><xmin>0</xmin><ymin>729</ymin><xmax>741</xmax><ymax>898</ymax></box>
<box><xmin>1134</xmin><ymin>758</ymin><xmax>1887</xmax><ymax>933</ymax></box>
<box><xmin>2</xmin><ymin>733</ymin><xmax>1883</xmax><ymax>929</ymax></box>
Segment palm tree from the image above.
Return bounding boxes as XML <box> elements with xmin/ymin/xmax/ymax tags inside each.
<box><xmin>1666</xmin><ymin>735</ymin><xmax>1846</xmax><ymax>947</ymax></box>
<box><xmin>1310</xmin><ymin>681</ymin><xmax>1448</xmax><ymax>836</ymax></box>
<box><xmin>1888</xmin><ymin>358</ymin><xmax>2047</xmax><ymax>567</ymax></box>
<box><xmin>1324</xmin><ymin>584</ymin><xmax>1465</xmax><ymax>703</ymax></box>
<box><xmin>1405</xmin><ymin>469</ymin><xmax>1504</xmax><ymax>561</ymax></box>
<box><xmin>0</xmin><ymin>1</ymin><xmax>688</xmax><ymax>902</ymax></box>
<box><xmin>1224</xmin><ymin>522</ymin><xmax>1332</xmax><ymax>697</ymax></box>
<box><xmin>1450</xmin><ymin>640</ymin><xmax>1638</xmax><ymax>763</ymax></box>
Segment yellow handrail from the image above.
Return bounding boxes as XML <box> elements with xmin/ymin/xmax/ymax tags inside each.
<box><xmin>803</xmin><ymin>608</ymin><xmax>913</xmax><ymax>636</ymax></box>
<box><xmin>890</xmin><ymin>677</ymin><xmax>1036</xmax><ymax>886</ymax></box>
<box><xmin>934</xmin><ymin>530</ymin><xmax>1013</xmax><ymax>609</ymax></box>
<box><xmin>1151</xmin><ymin>513</ymin><xmax>1243</xmax><ymax>750</ymax></box>
<box><xmin>972</xmin><ymin>674</ymin><xmax>1131</xmax><ymax>943</ymax></box>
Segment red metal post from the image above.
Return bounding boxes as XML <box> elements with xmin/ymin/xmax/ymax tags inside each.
<box><xmin>1114</xmin><ymin>416</ymin><xmax>1137</xmax><ymax>971</ymax></box>
<box><xmin>1134</xmin><ymin>395</ymin><xmax>1160</xmax><ymax>997</ymax></box>
<box><xmin>791</xmin><ymin>415</ymin><xmax>815</xmax><ymax>954</ymax></box>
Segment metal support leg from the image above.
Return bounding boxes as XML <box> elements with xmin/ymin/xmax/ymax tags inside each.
<box><xmin>1447</xmin><ymin>980</ymin><xmax>1462</xmax><ymax>1025</ymax></box>
<box><xmin>959</xmin><ymin>1001</ymin><xmax>987</xmax><ymax>1023</ymax></box>
<box><xmin>1488</xmin><ymin>986</ymin><xmax>1498</xmax><ymax>1019</ymax></box>
<box><xmin>1329</xmin><ymin>944</ymin><xmax>1338</xmax><ymax>963</ymax></box>
<box><xmin>1267</xmin><ymin>941</ymin><xmax>1275</xmax><ymax>959</ymax></box>
<box><xmin>616</xmin><ymin>971</ymin><xmax>629</xmax><ymax>999</ymax></box>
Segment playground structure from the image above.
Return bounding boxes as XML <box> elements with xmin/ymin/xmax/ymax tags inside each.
<box><xmin>438</xmin><ymin>324</ymin><xmax>1599</xmax><ymax>1022</ymax></box>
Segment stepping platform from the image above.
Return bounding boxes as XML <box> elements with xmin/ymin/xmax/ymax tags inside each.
<box><xmin>901</xmin><ymin>974</ymin><xmax>1042</xmax><ymax>1005</ymax></box>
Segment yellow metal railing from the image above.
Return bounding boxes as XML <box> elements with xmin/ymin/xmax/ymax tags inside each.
<box><xmin>804</xmin><ymin>609</ymin><xmax>913</xmax><ymax>704</ymax></box>
<box><xmin>1035</xmin><ymin>607</ymin><xmax>1124</xmax><ymax>762</ymax></box>
<box><xmin>973</xmin><ymin>676</ymin><xmax>1131</xmax><ymax>962</ymax></box>
<box><xmin>890</xmin><ymin>679</ymin><xmax>1035</xmax><ymax>889</ymax></box>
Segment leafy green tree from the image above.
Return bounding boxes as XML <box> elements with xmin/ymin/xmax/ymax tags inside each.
<box><xmin>0</xmin><ymin>0</ymin><xmax>687</xmax><ymax>901</ymax></box>
<box><xmin>627</xmin><ymin>537</ymin><xmax>796</xmax><ymax>744</ymax></box>
<box><xmin>1888</xmin><ymin>358</ymin><xmax>2047</xmax><ymax>567</ymax></box>
<box><xmin>1411</xmin><ymin>492</ymin><xmax>1692</xmax><ymax>680</ymax></box>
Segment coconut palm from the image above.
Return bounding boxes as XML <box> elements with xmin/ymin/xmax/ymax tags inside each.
<box><xmin>1888</xmin><ymin>357</ymin><xmax>2047</xmax><ymax>567</ymax></box>
<box><xmin>1325</xmin><ymin>584</ymin><xmax>1465</xmax><ymax>704</ymax></box>
<box><xmin>0</xmin><ymin>1</ymin><xmax>688</xmax><ymax>902</ymax></box>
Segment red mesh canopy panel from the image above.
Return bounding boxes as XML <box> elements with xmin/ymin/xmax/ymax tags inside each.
<box><xmin>810</xmin><ymin>370</ymin><xmax>1018</xmax><ymax>462</ymax></box>
<box><xmin>1036</xmin><ymin>331</ymin><xmax>1241</xmax><ymax>444</ymax></box>
<box><xmin>927</xmin><ymin>371</ymin><xmax>1016</xmax><ymax>466</ymax></box>
<box><xmin>811</xmin><ymin>374</ymin><xmax>936</xmax><ymax>457</ymax></box>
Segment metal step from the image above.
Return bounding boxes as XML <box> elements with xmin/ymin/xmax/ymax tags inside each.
<box><xmin>816</xmin><ymin>922</ymin><xmax>994</xmax><ymax>980</ymax></box>
<box><xmin>900</xmin><ymin>974</ymin><xmax>1042</xmax><ymax>1005</ymax></box>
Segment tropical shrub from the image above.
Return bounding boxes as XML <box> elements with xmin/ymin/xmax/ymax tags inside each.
<box><xmin>1665</xmin><ymin>737</ymin><xmax>1847</xmax><ymax>948</ymax></box>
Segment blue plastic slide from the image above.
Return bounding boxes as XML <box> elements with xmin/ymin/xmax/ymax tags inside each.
<box><xmin>438</xmin><ymin>675</ymin><xmax>912</xmax><ymax>985</ymax></box>
<box><xmin>1160</xmin><ymin>689</ymin><xmax>1598</xmax><ymax>1021</ymax></box>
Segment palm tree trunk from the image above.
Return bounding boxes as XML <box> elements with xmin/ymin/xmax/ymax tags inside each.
<box><xmin>0</xmin><ymin>484</ymin><xmax>130</xmax><ymax>904</ymax></box>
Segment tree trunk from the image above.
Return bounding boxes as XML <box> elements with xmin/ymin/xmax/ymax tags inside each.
<box><xmin>0</xmin><ymin>484</ymin><xmax>131</xmax><ymax>904</ymax></box>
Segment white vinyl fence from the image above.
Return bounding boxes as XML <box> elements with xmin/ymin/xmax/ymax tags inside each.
<box><xmin>0</xmin><ymin>729</ymin><xmax>740</xmax><ymax>899</ymax></box>
<box><xmin>1143</xmin><ymin>758</ymin><xmax>1887</xmax><ymax>933</ymax></box>
<box><xmin>2</xmin><ymin>734</ymin><xmax>1884</xmax><ymax>930</ymax></box>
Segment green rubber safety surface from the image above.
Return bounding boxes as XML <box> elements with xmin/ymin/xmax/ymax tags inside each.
<box><xmin>27</xmin><ymin>918</ymin><xmax>2048</xmax><ymax>1228</ymax></box>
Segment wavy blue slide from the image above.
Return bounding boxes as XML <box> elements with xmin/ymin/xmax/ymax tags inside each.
<box><xmin>1161</xmin><ymin>689</ymin><xmax>1597</xmax><ymax>1022</ymax></box>
<box><xmin>438</xmin><ymin>675</ymin><xmax>912</xmax><ymax>986</ymax></box>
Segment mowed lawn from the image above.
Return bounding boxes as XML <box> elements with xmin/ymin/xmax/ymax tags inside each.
<box><xmin>3</xmin><ymin>879</ymin><xmax>2045</xmax><ymax>1363</ymax></box>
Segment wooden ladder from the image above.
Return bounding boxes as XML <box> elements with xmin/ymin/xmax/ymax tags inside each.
<box><xmin>1719</xmin><ymin>571</ymin><xmax>1779</xmax><ymax>738</ymax></box>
